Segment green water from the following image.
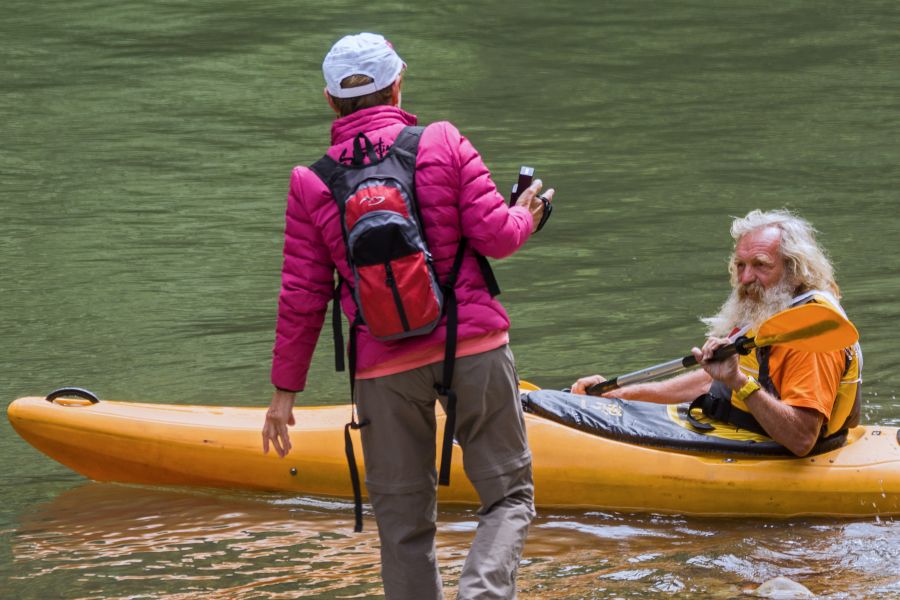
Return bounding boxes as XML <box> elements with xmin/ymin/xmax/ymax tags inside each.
<box><xmin>2</xmin><ymin>1</ymin><xmax>898</xmax><ymax>597</ymax></box>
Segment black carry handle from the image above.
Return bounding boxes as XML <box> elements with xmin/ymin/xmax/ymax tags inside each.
<box><xmin>588</xmin><ymin>336</ymin><xmax>756</xmax><ymax>396</ymax></box>
<box><xmin>45</xmin><ymin>387</ymin><xmax>100</xmax><ymax>404</ymax></box>
<box><xmin>351</xmin><ymin>132</ymin><xmax>378</xmax><ymax>166</ymax></box>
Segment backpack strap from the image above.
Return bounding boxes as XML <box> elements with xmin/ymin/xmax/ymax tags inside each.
<box><xmin>310</xmin><ymin>155</ymin><xmax>369</xmax><ymax>532</ymax></box>
<box><xmin>309</xmin><ymin>155</ymin><xmax>340</xmax><ymax>189</ymax></box>
<box><xmin>476</xmin><ymin>255</ymin><xmax>501</xmax><ymax>297</ymax></box>
<box><xmin>436</xmin><ymin>239</ymin><xmax>469</xmax><ymax>486</ymax></box>
<box><xmin>332</xmin><ymin>279</ymin><xmax>345</xmax><ymax>372</ymax></box>
<box><xmin>394</xmin><ymin>125</ymin><xmax>500</xmax><ymax>297</ymax></box>
<box><xmin>391</xmin><ymin>125</ymin><xmax>425</xmax><ymax>155</ymax></box>
<box><xmin>393</xmin><ymin>125</ymin><xmax>501</xmax><ymax>300</ymax></box>
<box><xmin>344</xmin><ymin>312</ymin><xmax>368</xmax><ymax>532</ymax></box>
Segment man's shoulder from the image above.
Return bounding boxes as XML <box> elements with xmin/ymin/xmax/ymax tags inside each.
<box><xmin>773</xmin><ymin>344</ymin><xmax>846</xmax><ymax>375</ymax></box>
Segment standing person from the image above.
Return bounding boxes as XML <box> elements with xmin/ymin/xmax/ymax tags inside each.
<box><xmin>572</xmin><ymin>209</ymin><xmax>861</xmax><ymax>457</ymax></box>
<box><xmin>262</xmin><ymin>32</ymin><xmax>554</xmax><ymax>599</ymax></box>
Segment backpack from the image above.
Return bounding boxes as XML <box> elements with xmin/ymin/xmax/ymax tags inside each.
<box><xmin>309</xmin><ymin>125</ymin><xmax>500</xmax><ymax>532</ymax></box>
<box><xmin>310</xmin><ymin>126</ymin><xmax>443</xmax><ymax>340</ymax></box>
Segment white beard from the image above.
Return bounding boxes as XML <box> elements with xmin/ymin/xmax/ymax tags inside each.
<box><xmin>703</xmin><ymin>279</ymin><xmax>797</xmax><ymax>337</ymax></box>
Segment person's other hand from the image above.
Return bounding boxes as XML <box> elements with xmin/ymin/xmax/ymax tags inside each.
<box><xmin>262</xmin><ymin>389</ymin><xmax>296</xmax><ymax>457</ymax></box>
<box><xmin>516</xmin><ymin>179</ymin><xmax>555</xmax><ymax>233</ymax></box>
<box><xmin>571</xmin><ymin>374</ymin><xmax>606</xmax><ymax>395</ymax></box>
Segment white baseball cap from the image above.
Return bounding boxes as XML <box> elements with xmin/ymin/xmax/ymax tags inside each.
<box><xmin>323</xmin><ymin>33</ymin><xmax>406</xmax><ymax>99</ymax></box>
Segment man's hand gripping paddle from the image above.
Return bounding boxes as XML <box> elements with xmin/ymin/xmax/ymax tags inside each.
<box><xmin>587</xmin><ymin>303</ymin><xmax>859</xmax><ymax>396</ymax></box>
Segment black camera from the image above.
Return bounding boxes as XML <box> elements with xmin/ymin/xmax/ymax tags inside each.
<box><xmin>509</xmin><ymin>166</ymin><xmax>535</xmax><ymax>205</ymax></box>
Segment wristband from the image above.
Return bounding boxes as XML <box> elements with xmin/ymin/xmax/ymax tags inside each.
<box><xmin>535</xmin><ymin>195</ymin><xmax>553</xmax><ymax>232</ymax></box>
<box><xmin>733</xmin><ymin>376</ymin><xmax>761</xmax><ymax>403</ymax></box>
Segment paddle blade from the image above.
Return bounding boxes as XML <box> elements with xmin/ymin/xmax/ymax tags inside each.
<box><xmin>756</xmin><ymin>303</ymin><xmax>858</xmax><ymax>352</ymax></box>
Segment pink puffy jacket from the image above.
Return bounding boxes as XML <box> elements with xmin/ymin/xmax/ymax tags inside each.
<box><xmin>271</xmin><ymin>105</ymin><xmax>534</xmax><ymax>392</ymax></box>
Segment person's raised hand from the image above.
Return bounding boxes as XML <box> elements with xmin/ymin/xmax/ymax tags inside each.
<box><xmin>516</xmin><ymin>179</ymin><xmax>555</xmax><ymax>233</ymax></box>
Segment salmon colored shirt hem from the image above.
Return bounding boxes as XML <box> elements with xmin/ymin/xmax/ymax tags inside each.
<box><xmin>355</xmin><ymin>331</ymin><xmax>510</xmax><ymax>380</ymax></box>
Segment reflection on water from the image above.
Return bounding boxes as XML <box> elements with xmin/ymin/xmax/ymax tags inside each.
<box><xmin>10</xmin><ymin>484</ymin><xmax>384</xmax><ymax>599</ymax></box>
<box><xmin>8</xmin><ymin>484</ymin><xmax>899</xmax><ymax>599</ymax></box>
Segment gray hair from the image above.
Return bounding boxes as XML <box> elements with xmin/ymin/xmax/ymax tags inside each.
<box><xmin>728</xmin><ymin>209</ymin><xmax>840</xmax><ymax>298</ymax></box>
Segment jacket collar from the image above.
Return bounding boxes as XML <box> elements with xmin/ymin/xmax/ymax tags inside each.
<box><xmin>330</xmin><ymin>105</ymin><xmax>418</xmax><ymax>145</ymax></box>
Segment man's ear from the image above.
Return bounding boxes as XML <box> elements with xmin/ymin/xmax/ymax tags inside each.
<box><xmin>324</xmin><ymin>88</ymin><xmax>341</xmax><ymax>116</ymax></box>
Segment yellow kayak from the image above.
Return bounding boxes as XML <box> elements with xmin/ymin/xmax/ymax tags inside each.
<box><xmin>8</xmin><ymin>387</ymin><xmax>900</xmax><ymax>518</ymax></box>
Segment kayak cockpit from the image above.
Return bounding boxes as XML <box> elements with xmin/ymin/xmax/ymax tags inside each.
<box><xmin>522</xmin><ymin>390</ymin><xmax>848</xmax><ymax>457</ymax></box>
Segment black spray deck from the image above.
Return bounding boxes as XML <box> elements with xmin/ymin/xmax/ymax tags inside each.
<box><xmin>522</xmin><ymin>390</ymin><xmax>847</xmax><ymax>457</ymax></box>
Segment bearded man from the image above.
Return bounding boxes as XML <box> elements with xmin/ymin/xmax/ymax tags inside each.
<box><xmin>572</xmin><ymin>209</ymin><xmax>862</xmax><ymax>457</ymax></box>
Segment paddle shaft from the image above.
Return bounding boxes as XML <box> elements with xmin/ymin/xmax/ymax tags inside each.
<box><xmin>588</xmin><ymin>336</ymin><xmax>756</xmax><ymax>396</ymax></box>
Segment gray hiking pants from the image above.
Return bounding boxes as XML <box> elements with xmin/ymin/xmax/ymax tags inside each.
<box><xmin>355</xmin><ymin>344</ymin><xmax>535</xmax><ymax>600</ymax></box>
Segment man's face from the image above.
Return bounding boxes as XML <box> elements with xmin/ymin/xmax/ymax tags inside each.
<box><xmin>734</xmin><ymin>227</ymin><xmax>786</xmax><ymax>301</ymax></box>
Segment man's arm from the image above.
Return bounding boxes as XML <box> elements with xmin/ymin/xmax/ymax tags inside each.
<box><xmin>692</xmin><ymin>339</ymin><xmax>828</xmax><ymax>457</ymax></box>
<box><xmin>742</xmin><ymin>388</ymin><xmax>823</xmax><ymax>456</ymax></box>
<box><xmin>571</xmin><ymin>368</ymin><xmax>713</xmax><ymax>403</ymax></box>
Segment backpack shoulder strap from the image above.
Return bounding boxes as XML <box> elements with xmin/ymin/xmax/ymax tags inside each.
<box><xmin>476</xmin><ymin>254</ymin><xmax>501</xmax><ymax>297</ymax></box>
<box><xmin>391</xmin><ymin>125</ymin><xmax>426</xmax><ymax>157</ymax></box>
<box><xmin>308</xmin><ymin>154</ymin><xmax>341</xmax><ymax>191</ymax></box>
<box><xmin>393</xmin><ymin>125</ymin><xmax>502</xmax><ymax>297</ymax></box>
